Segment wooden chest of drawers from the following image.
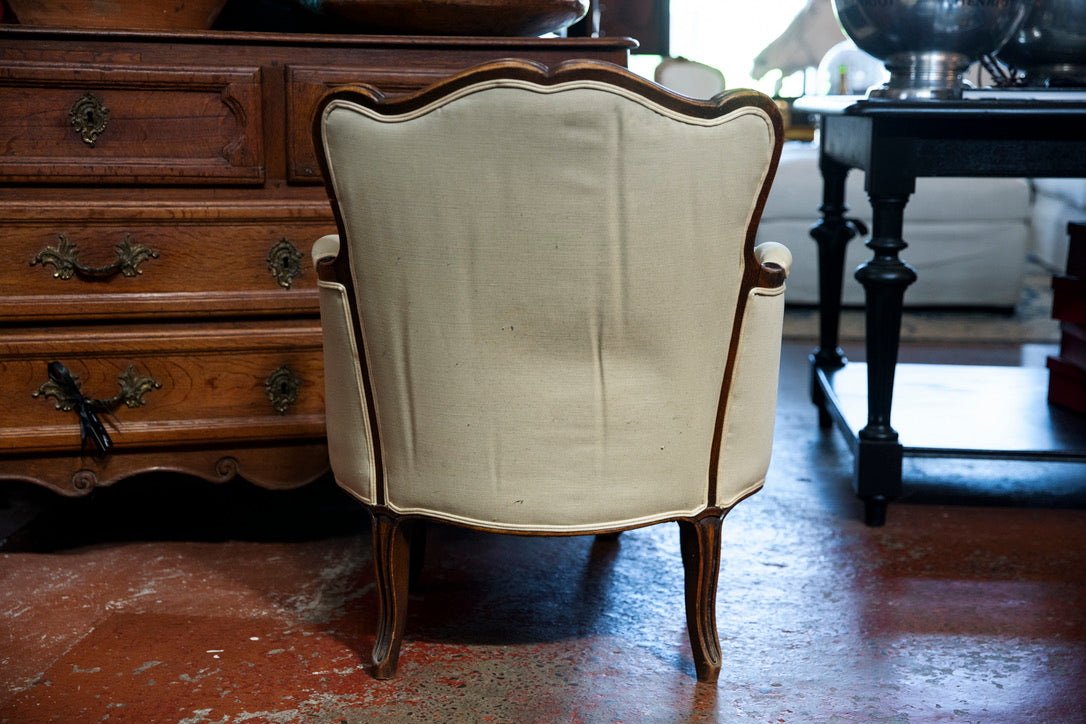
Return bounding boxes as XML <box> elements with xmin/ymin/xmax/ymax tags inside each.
<box><xmin>0</xmin><ymin>27</ymin><xmax>632</xmax><ymax>496</ymax></box>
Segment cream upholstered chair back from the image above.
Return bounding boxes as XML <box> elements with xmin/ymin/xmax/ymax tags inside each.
<box><xmin>654</xmin><ymin>56</ymin><xmax>727</xmax><ymax>99</ymax></box>
<box><xmin>312</xmin><ymin>59</ymin><xmax>789</xmax><ymax>683</ymax></box>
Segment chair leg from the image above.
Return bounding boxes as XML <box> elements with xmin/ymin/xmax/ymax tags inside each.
<box><xmin>370</xmin><ymin>512</ymin><xmax>413</xmax><ymax>679</ymax></box>
<box><xmin>678</xmin><ymin>512</ymin><xmax>725</xmax><ymax>684</ymax></box>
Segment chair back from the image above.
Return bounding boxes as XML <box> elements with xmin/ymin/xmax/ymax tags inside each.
<box><xmin>314</xmin><ymin>60</ymin><xmax>784</xmax><ymax>533</ymax></box>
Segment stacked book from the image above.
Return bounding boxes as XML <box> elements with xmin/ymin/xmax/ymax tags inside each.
<box><xmin>1048</xmin><ymin>221</ymin><xmax>1086</xmax><ymax>414</ymax></box>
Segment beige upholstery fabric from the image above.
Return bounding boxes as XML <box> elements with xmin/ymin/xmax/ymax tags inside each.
<box><xmin>315</xmin><ymin>234</ymin><xmax>377</xmax><ymax>504</ymax></box>
<box><xmin>316</xmin><ymin>76</ymin><xmax>786</xmax><ymax>532</ymax></box>
<box><xmin>715</xmin><ymin>244</ymin><xmax>790</xmax><ymax>508</ymax></box>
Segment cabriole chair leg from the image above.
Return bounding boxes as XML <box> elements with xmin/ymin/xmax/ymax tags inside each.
<box><xmin>678</xmin><ymin>512</ymin><xmax>727</xmax><ymax>683</ymax></box>
<box><xmin>370</xmin><ymin>512</ymin><xmax>413</xmax><ymax>679</ymax></box>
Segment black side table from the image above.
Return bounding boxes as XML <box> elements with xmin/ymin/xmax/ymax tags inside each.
<box><xmin>794</xmin><ymin>92</ymin><xmax>1086</xmax><ymax>526</ymax></box>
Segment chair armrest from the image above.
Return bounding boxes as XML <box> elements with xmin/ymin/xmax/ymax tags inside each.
<box><xmin>312</xmin><ymin>234</ymin><xmax>341</xmax><ymax>266</ymax></box>
<box><xmin>754</xmin><ymin>241</ymin><xmax>792</xmax><ymax>279</ymax></box>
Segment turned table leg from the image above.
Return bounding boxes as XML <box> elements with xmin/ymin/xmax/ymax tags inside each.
<box><xmin>809</xmin><ymin>156</ymin><xmax>866</xmax><ymax>428</ymax></box>
<box><xmin>854</xmin><ymin>193</ymin><xmax>917</xmax><ymax>526</ymax></box>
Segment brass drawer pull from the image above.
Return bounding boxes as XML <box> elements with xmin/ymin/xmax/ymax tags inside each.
<box><xmin>33</xmin><ymin>361</ymin><xmax>161</xmax><ymax>454</ymax></box>
<box><xmin>70</xmin><ymin>92</ymin><xmax>110</xmax><ymax>147</ymax></box>
<box><xmin>266</xmin><ymin>364</ymin><xmax>301</xmax><ymax>415</ymax></box>
<box><xmin>31</xmin><ymin>233</ymin><xmax>159</xmax><ymax>280</ymax></box>
<box><xmin>267</xmin><ymin>237</ymin><xmax>304</xmax><ymax>289</ymax></box>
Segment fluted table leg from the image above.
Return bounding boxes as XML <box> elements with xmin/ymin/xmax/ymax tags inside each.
<box><xmin>809</xmin><ymin>155</ymin><xmax>866</xmax><ymax>428</ymax></box>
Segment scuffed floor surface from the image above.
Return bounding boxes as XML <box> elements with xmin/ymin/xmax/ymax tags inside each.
<box><xmin>2</xmin><ymin>343</ymin><xmax>1084</xmax><ymax>723</ymax></box>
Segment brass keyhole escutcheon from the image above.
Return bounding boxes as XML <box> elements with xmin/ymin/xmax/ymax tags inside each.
<box><xmin>69</xmin><ymin>92</ymin><xmax>110</xmax><ymax>147</ymax></box>
<box><xmin>265</xmin><ymin>365</ymin><xmax>301</xmax><ymax>415</ymax></box>
<box><xmin>267</xmin><ymin>238</ymin><xmax>304</xmax><ymax>290</ymax></box>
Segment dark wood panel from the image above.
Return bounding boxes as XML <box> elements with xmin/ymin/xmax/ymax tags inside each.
<box><xmin>285</xmin><ymin>64</ymin><xmax>453</xmax><ymax>183</ymax></box>
<box><xmin>0</xmin><ymin>64</ymin><xmax>264</xmax><ymax>183</ymax></box>
<box><xmin>601</xmin><ymin>0</ymin><xmax>667</xmax><ymax>55</ymax></box>
<box><xmin>572</xmin><ymin>0</ymin><xmax>667</xmax><ymax>56</ymax></box>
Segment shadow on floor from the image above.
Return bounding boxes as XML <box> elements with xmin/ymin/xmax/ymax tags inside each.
<box><xmin>0</xmin><ymin>473</ymin><xmax>367</xmax><ymax>553</ymax></box>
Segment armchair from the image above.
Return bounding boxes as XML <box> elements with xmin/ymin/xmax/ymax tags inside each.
<box><xmin>311</xmin><ymin>59</ymin><xmax>789</xmax><ymax>683</ymax></box>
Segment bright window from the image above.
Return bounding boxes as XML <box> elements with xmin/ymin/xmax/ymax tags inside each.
<box><xmin>628</xmin><ymin>0</ymin><xmax>818</xmax><ymax>95</ymax></box>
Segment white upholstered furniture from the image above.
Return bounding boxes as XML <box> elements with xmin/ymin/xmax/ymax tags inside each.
<box><xmin>311</xmin><ymin>59</ymin><xmax>789</xmax><ymax>682</ymax></box>
<box><xmin>759</xmin><ymin>140</ymin><xmax>1033</xmax><ymax>308</ymax></box>
<box><xmin>654</xmin><ymin>56</ymin><xmax>726</xmax><ymax>99</ymax></box>
<box><xmin>1032</xmin><ymin>179</ymin><xmax>1086</xmax><ymax>273</ymax></box>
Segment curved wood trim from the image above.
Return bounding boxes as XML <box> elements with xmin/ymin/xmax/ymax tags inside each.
<box><xmin>709</xmin><ymin>95</ymin><xmax>784</xmax><ymax>503</ymax></box>
<box><xmin>0</xmin><ymin>442</ymin><xmax>329</xmax><ymax>497</ymax></box>
<box><xmin>315</xmin><ymin>57</ymin><xmax>781</xmax><ymax>123</ymax></box>
<box><xmin>360</xmin><ymin>504</ymin><xmax>744</xmax><ymax>539</ymax></box>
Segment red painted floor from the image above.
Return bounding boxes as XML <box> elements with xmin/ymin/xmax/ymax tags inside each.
<box><xmin>2</xmin><ymin>343</ymin><xmax>1084</xmax><ymax>723</ymax></box>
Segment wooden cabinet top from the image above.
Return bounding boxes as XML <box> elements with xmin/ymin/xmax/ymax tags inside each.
<box><xmin>0</xmin><ymin>25</ymin><xmax>638</xmax><ymax>55</ymax></box>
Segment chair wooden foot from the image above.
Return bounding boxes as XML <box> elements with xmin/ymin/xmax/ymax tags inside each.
<box><xmin>370</xmin><ymin>512</ymin><xmax>413</xmax><ymax>679</ymax></box>
<box><xmin>678</xmin><ymin>512</ymin><xmax>726</xmax><ymax>683</ymax></box>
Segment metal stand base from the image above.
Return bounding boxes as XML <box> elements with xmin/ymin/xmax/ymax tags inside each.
<box><xmin>869</xmin><ymin>51</ymin><xmax>971</xmax><ymax>101</ymax></box>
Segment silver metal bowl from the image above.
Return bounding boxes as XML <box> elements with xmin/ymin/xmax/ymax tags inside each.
<box><xmin>832</xmin><ymin>0</ymin><xmax>1029</xmax><ymax>100</ymax></box>
<box><xmin>997</xmin><ymin>0</ymin><xmax>1086</xmax><ymax>86</ymax></box>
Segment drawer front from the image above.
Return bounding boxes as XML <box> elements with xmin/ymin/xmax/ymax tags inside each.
<box><xmin>2</xmin><ymin>219</ymin><xmax>332</xmax><ymax>321</ymax></box>
<box><xmin>0</xmin><ymin>322</ymin><xmax>326</xmax><ymax>455</ymax></box>
<box><xmin>0</xmin><ymin>63</ymin><xmax>264</xmax><ymax>184</ymax></box>
<box><xmin>285</xmin><ymin>65</ymin><xmax>451</xmax><ymax>184</ymax></box>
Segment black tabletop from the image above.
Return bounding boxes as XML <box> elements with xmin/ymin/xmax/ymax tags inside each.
<box><xmin>795</xmin><ymin>90</ymin><xmax>1086</xmax><ymax>117</ymax></box>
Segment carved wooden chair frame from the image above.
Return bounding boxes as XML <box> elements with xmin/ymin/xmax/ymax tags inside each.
<box><xmin>312</xmin><ymin>59</ymin><xmax>786</xmax><ymax>683</ymax></box>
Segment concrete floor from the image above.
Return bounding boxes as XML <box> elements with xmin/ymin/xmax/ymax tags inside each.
<box><xmin>1</xmin><ymin>342</ymin><xmax>1084</xmax><ymax>723</ymax></box>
